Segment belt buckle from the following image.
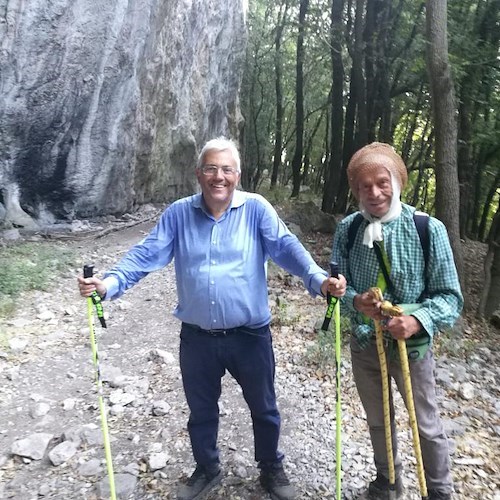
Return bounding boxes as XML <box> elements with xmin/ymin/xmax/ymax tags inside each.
<box><xmin>208</xmin><ymin>329</ymin><xmax>227</xmax><ymax>337</ymax></box>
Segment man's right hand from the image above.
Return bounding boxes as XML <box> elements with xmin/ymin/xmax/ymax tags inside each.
<box><xmin>353</xmin><ymin>291</ymin><xmax>383</xmax><ymax>320</ymax></box>
<box><xmin>77</xmin><ymin>276</ymin><xmax>107</xmax><ymax>298</ymax></box>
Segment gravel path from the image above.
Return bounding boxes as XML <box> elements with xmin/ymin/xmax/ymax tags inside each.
<box><xmin>0</xmin><ymin>220</ymin><xmax>499</xmax><ymax>499</ymax></box>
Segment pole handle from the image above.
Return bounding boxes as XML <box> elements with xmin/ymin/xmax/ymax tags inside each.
<box><xmin>324</xmin><ymin>261</ymin><xmax>339</xmax><ymax>307</ymax></box>
<box><xmin>83</xmin><ymin>265</ymin><xmax>94</xmax><ymax>279</ymax></box>
<box><xmin>330</xmin><ymin>261</ymin><xmax>339</xmax><ymax>279</ymax></box>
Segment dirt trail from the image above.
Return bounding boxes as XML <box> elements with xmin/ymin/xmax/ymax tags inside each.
<box><xmin>0</xmin><ymin>219</ymin><xmax>499</xmax><ymax>499</ymax></box>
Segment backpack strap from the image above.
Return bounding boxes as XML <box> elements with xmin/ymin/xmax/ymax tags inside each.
<box><xmin>413</xmin><ymin>211</ymin><xmax>430</xmax><ymax>269</ymax></box>
<box><xmin>346</xmin><ymin>213</ymin><xmax>364</xmax><ymax>252</ymax></box>
<box><xmin>413</xmin><ymin>211</ymin><xmax>430</xmax><ymax>298</ymax></box>
<box><xmin>347</xmin><ymin>211</ymin><xmax>430</xmax><ymax>265</ymax></box>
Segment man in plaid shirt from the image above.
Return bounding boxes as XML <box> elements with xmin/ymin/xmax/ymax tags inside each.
<box><xmin>332</xmin><ymin>142</ymin><xmax>463</xmax><ymax>500</ymax></box>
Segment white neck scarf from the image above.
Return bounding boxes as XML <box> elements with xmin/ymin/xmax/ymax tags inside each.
<box><xmin>359</xmin><ymin>175</ymin><xmax>402</xmax><ymax>248</ymax></box>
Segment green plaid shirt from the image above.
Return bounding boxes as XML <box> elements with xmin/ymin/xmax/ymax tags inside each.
<box><xmin>332</xmin><ymin>204</ymin><xmax>463</xmax><ymax>349</ymax></box>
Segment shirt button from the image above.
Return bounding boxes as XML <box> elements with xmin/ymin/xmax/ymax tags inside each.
<box><xmin>213</xmin><ymin>319</ymin><xmax>217</xmax><ymax>323</ymax></box>
<box><xmin>210</xmin><ymin>280</ymin><xmax>214</xmax><ymax>285</ymax></box>
<box><xmin>211</xmin><ymin>301</ymin><xmax>215</xmax><ymax>305</ymax></box>
<box><xmin>211</xmin><ymin>260</ymin><xmax>216</xmax><ymax>264</ymax></box>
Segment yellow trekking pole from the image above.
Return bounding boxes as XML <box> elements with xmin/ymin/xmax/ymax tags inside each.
<box><xmin>371</xmin><ymin>288</ymin><xmax>396</xmax><ymax>500</ymax></box>
<box><xmin>84</xmin><ymin>265</ymin><xmax>117</xmax><ymax>500</ymax></box>
<box><xmin>331</xmin><ymin>263</ymin><xmax>342</xmax><ymax>499</ymax></box>
<box><xmin>374</xmin><ymin>288</ymin><xmax>429</xmax><ymax>500</ymax></box>
<box><xmin>320</xmin><ymin>262</ymin><xmax>342</xmax><ymax>498</ymax></box>
<box><xmin>396</xmin><ymin>340</ymin><xmax>428</xmax><ymax>499</ymax></box>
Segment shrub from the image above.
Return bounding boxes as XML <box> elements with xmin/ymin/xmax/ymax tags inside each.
<box><xmin>0</xmin><ymin>242</ymin><xmax>75</xmax><ymax>317</ymax></box>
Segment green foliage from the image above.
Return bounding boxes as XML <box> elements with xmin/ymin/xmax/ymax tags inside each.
<box><xmin>306</xmin><ymin>316</ymin><xmax>350</xmax><ymax>369</ymax></box>
<box><xmin>0</xmin><ymin>325</ymin><xmax>9</xmax><ymax>350</ymax></box>
<box><xmin>258</xmin><ymin>184</ymin><xmax>319</xmax><ymax>205</ymax></box>
<box><xmin>0</xmin><ymin>242</ymin><xmax>75</xmax><ymax>317</ymax></box>
<box><xmin>271</xmin><ymin>295</ymin><xmax>301</xmax><ymax>328</ymax></box>
<box><xmin>245</xmin><ymin>0</ymin><xmax>500</xmax><ymax>236</ymax></box>
<box><xmin>0</xmin><ymin>297</ymin><xmax>15</xmax><ymax>321</ymax></box>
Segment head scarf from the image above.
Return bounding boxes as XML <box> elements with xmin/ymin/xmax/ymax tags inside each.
<box><xmin>347</xmin><ymin>142</ymin><xmax>408</xmax><ymax>248</ymax></box>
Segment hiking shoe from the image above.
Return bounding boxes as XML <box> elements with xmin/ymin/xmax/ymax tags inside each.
<box><xmin>177</xmin><ymin>466</ymin><xmax>222</xmax><ymax>500</ymax></box>
<box><xmin>368</xmin><ymin>473</ymin><xmax>404</xmax><ymax>499</ymax></box>
<box><xmin>260</xmin><ymin>466</ymin><xmax>297</xmax><ymax>500</ymax></box>
<box><xmin>428</xmin><ymin>490</ymin><xmax>452</xmax><ymax>500</ymax></box>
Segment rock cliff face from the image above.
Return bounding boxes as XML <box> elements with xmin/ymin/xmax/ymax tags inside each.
<box><xmin>0</xmin><ymin>0</ymin><xmax>246</xmax><ymax>226</ymax></box>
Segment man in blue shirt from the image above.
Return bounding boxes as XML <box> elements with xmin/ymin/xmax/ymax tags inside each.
<box><xmin>332</xmin><ymin>142</ymin><xmax>463</xmax><ymax>500</ymax></box>
<box><xmin>78</xmin><ymin>137</ymin><xmax>346</xmax><ymax>500</ymax></box>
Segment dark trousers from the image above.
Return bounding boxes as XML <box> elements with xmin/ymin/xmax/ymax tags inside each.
<box><xmin>179</xmin><ymin>322</ymin><xmax>284</xmax><ymax>470</ymax></box>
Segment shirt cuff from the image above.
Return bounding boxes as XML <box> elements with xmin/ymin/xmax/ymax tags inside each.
<box><xmin>343</xmin><ymin>288</ymin><xmax>357</xmax><ymax>312</ymax></box>
<box><xmin>310</xmin><ymin>272</ymin><xmax>328</xmax><ymax>297</ymax></box>
<box><xmin>411</xmin><ymin>308</ymin><xmax>435</xmax><ymax>338</ymax></box>
<box><xmin>102</xmin><ymin>276</ymin><xmax>120</xmax><ymax>300</ymax></box>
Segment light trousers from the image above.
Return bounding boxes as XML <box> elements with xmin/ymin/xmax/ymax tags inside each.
<box><xmin>351</xmin><ymin>337</ymin><xmax>453</xmax><ymax>493</ymax></box>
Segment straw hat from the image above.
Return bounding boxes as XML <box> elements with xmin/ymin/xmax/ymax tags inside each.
<box><xmin>347</xmin><ymin>142</ymin><xmax>408</xmax><ymax>199</ymax></box>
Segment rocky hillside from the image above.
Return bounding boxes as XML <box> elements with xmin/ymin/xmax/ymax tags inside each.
<box><xmin>0</xmin><ymin>1</ymin><xmax>245</xmax><ymax>227</ymax></box>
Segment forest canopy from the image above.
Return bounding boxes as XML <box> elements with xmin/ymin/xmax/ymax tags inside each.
<box><xmin>240</xmin><ymin>0</ymin><xmax>500</xmax><ymax>243</ymax></box>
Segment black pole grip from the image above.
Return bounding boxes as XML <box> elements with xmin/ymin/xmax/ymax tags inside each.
<box><xmin>83</xmin><ymin>265</ymin><xmax>94</xmax><ymax>279</ymax></box>
<box><xmin>324</xmin><ymin>261</ymin><xmax>340</xmax><ymax>306</ymax></box>
<box><xmin>330</xmin><ymin>262</ymin><xmax>339</xmax><ymax>279</ymax></box>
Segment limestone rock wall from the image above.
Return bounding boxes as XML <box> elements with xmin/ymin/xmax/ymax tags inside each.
<box><xmin>0</xmin><ymin>0</ymin><xmax>246</xmax><ymax>226</ymax></box>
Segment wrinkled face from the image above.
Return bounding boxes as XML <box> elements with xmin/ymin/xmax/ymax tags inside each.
<box><xmin>357</xmin><ymin>163</ymin><xmax>393</xmax><ymax>218</ymax></box>
<box><xmin>196</xmin><ymin>149</ymin><xmax>240</xmax><ymax>212</ymax></box>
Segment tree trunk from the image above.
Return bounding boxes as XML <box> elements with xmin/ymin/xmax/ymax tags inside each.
<box><xmin>478</xmin><ymin>206</ymin><xmax>500</xmax><ymax>319</ymax></box>
<box><xmin>478</xmin><ymin>170</ymin><xmax>500</xmax><ymax>242</ymax></box>
<box><xmin>322</xmin><ymin>0</ymin><xmax>344</xmax><ymax>213</ymax></box>
<box><xmin>271</xmin><ymin>3</ymin><xmax>289</xmax><ymax>190</ymax></box>
<box><xmin>425</xmin><ymin>0</ymin><xmax>464</xmax><ymax>287</ymax></box>
<box><xmin>457</xmin><ymin>79</ymin><xmax>475</xmax><ymax>239</ymax></box>
<box><xmin>291</xmin><ymin>0</ymin><xmax>308</xmax><ymax>198</ymax></box>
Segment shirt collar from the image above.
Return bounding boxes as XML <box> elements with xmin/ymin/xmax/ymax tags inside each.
<box><xmin>191</xmin><ymin>190</ymin><xmax>247</xmax><ymax>214</ymax></box>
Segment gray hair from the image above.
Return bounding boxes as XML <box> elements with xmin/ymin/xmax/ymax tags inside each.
<box><xmin>196</xmin><ymin>137</ymin><xmax>241</xmax><ymax>173</ymax></box>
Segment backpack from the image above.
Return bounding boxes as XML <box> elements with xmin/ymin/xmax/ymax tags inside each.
<box><xmin>346</xmin><ymin>211</ymin><xmax>430</xmax><ymax>284</ymax></box>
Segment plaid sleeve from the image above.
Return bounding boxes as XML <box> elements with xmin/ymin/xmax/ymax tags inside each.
<box><xmin>411</xmin><ymin>217</ymin><xmax>463</xmax><ymax>336</ymax></box>
<box><xmin>332</xmin><ymin>214</ymin><xmax>376</xmax><ymax>348</ymax></box>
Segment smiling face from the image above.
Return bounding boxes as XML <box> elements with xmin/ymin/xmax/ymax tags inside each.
<box><xmin>196</xmin><ymin>149</ymin><xmax>241</xmax><ymax>218</ymax></box>
<box><xmin>357</xmin><ymin>162</ymin><xmax>394</xmax><ymax>218</ymax></box>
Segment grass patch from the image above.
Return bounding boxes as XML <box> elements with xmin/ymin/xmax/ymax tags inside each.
<box><xmin>0</xmin><ymin>242</ymin><xmax>76</xmax><ymax>317</ymax></box>
<box><xmin>306</xmin><ymin>316</ymin><xmax>351</xmax><ymax>369</ymax></box>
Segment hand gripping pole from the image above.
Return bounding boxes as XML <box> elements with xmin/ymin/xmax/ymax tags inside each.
<box><xmin>83</xmin><ymin>265</ymin><xmax>116</xmax><ymax>500</ymax></box>
<box><xmin>373</xmin><ymin>287</ymin><xmax>429</xmax><ymax>500</ymax></box>
<box><xmin>321</xmin><ymin>263</ymin><xmax>342</xmax><ymax>499</ymax></box>
<box><xmin>331</xmin><ymin>263</ymin><xmax>342</xmax><ymax>500</ymax></box>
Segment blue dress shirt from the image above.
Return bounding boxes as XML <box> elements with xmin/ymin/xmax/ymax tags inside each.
<box><xmin>102</xmin><ymin>190</ymin><xmax>327</xmax><ymax>330</ymax></box>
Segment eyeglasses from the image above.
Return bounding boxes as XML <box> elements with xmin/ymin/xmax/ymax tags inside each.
<box><xmin>200</xmin><ymin>164</ymin><xmax>238</xmax><ymax>176</ymax></box>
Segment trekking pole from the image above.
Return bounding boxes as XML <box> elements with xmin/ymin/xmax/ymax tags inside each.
<box><xmin>371</xmin><ymin>287</ymin><xmax>396</xmax><ymax>500</ymax></box>
<box><xmin>83</xmin><ymin>265</ymin><xmax>117</xmax><ymax>500</ymax></box>
<box><xmin>332</xmin><ymin>263</ymin><xmax>342</xmax><ymax>500</ymax></box>
<box><xmin>376</xmin><ymin>290</ymin><xmax>429</xmax><ymax>500</ymax></box>
<box><xmin>320</xmin><ymin>262</ymin><xmax>341</xmax><ymax>499</ymax></box>
<box><xmin>396</xmin><ymin>340</ymin><xmax>428</xmax><ymax>499</ymax></box>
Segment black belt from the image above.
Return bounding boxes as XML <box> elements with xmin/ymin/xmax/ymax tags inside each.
<box><xmin>182</xmin><ymin>322</ymin><xmax>269</xmax><ymax>337</ymax></box>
